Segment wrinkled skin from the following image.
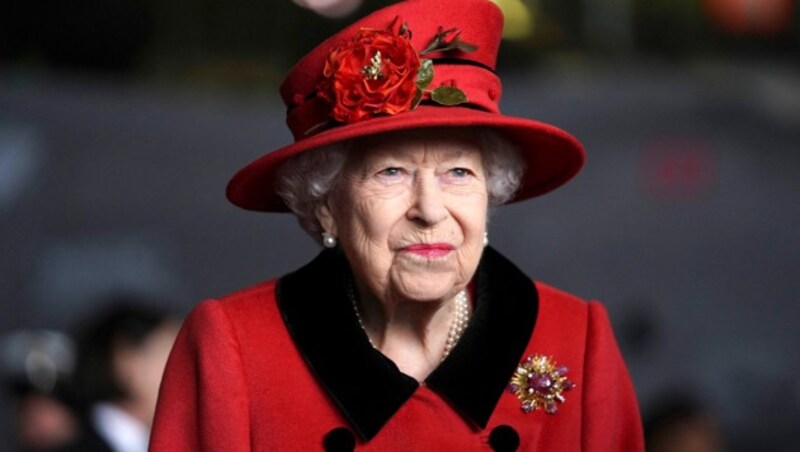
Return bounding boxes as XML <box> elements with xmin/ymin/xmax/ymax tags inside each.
<box><xmin>316</xmin><ymin>129</ymin><xmax>488</xmax><ymax>379</ymax></box>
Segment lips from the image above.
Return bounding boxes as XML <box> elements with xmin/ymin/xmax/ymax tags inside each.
<box><xmin>401</xmin><ymin>243</ymin><xmax>455</xmax><ymax>258</ymax></box>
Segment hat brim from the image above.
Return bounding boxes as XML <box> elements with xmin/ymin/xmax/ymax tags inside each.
<box><xmin>226</xmin><ymin>105</ymin><xmax>585</xmax><ymax>212</ymax></box>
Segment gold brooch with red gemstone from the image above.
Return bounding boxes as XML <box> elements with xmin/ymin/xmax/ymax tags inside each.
<box><xmin>507</xmin><ymin>354</ymin><xmax>576</xmax><ymax>414</ymax></box>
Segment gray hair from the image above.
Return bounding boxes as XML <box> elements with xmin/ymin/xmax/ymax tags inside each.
<box><xmin>275</xmin><ymin>128</ymin><xmax>525</xmax><ymax>242</ymax></box>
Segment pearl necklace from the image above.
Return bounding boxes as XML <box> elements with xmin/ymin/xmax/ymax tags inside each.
<box><xmin>349</xmin><ymin>286</ymin><xmax>471</xmax><ymax>362</ymax></box>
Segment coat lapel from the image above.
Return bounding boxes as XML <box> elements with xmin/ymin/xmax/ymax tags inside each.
<box><xmin>276</xmin><ymin>247</ymin><xmax>538</xmax><ymax>440</ymax></box>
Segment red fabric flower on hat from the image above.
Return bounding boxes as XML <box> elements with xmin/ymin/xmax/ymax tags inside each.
<box><xmin>317</xmin><ymin>27</ymin><xmax>421</xmax><ymax>124</ymax></box>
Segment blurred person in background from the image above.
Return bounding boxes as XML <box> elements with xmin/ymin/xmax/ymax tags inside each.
<box><xmin>150</xmin><ymin>0</ymin><xmax>643</xmax><ymax>450</ymax></box>
<box><xmin>13</xmin><ymin>389</ymin><xmax>80</xmax><ymax>452</ymax></box>
<box><xmin>70</xmin><ymin>299</ymin><xmax>179</xmax><ymax>452</ymax></box>
<box><xmin>644</xmin><ymin>391</ymin><xmax>725</xmax><ymax>452</ymax></box>
<box><xmin>2</xmin><ymin>330</ymin><xmax>80</xmax><ymax>452</ymax></box>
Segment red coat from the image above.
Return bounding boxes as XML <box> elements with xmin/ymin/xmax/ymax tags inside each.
<box><xmin>150</xmin><ymin>248</ymin><xmax>643</xmax><ymax>451</ymax></box>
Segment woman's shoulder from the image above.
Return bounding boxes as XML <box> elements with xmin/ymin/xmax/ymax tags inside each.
<box><xmin>187</xmin><ymin>277</ymin><xmax>276</xmax><ymax>312</ymax></box>
<box><xmin>534</xmin><ymin>281</ymin><xmax>587</xmax><ymax>306</ymax></box>
<box><xmin>174</xmin><ymin>277</ymin><xmax>300</xmax><ymax>365</ymax></box>
<box><xmin>525</xmin><ymin>280</ymin><xmax>626</xmax><ymax>393</ymax></box>
<box><xmin>217</xmin><ymin>278</ymin><xmax>280</xmax><ymax>307</ymax></box>
<box><xmin>530</xmin><ymin>281</ymin><xmax>616</xmax><ymax>349</ymax></box>
<box><xmin>181</xmin><ymin>278</ymin><xmax>282</xmax><ymax>333</ymax></box>
<box><xmin>533</xmin><ymin>281</ymin><xmax>604</xmax><ymax>319</ymax></box>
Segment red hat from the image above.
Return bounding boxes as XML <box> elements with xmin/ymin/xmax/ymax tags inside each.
<box><xmin>227</xmin><ymin>0</ymin><xmax>585</xmax><ymax>212</ymax></box>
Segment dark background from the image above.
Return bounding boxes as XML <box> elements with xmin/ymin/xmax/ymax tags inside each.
<box><xmin>1</xmin><ymin>0</ymin><xmax>799</xmax><ymax>449</ymax></box>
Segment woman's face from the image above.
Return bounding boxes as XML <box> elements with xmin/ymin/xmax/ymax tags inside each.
<box><xmin>317</xmin><ymin>130</ymin><xmax>488</xmax><ymax>304</ymax></box>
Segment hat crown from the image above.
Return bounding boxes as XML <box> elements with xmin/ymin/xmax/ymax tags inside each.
<box><xmin>226</xmin><ymin>0</ymin><xmax>584</xmax><ymax>213</ymax></box>
<box><xmin>279</xmin><ymin>0</ymin><xmax>504</xmax><ymax>115</ymax></box>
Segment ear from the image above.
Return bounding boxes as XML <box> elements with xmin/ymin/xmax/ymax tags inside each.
<box><xmin>315</xmin><ymin>200</ymin><xmax>338</xmax><ymax>236</ymax></box>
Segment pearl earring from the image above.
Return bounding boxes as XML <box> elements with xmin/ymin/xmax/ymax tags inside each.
<box><xmin>483</xmin><ymin>231</ymin><xmax>489</xmax><ymax>247</ymax></box>
<box><xmin>322</xmin><ymin>232</ymin><xmax>337</xmax><ymax>248</ymax></box>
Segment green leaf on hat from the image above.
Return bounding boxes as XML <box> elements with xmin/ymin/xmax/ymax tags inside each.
<box><xmin>421</xmin><ymin>26</ymin><xmax>480</xmax><ymax>55</ymax></box>
<box><xmin>454</xmin><ymin>39</ymin><xmax>478</xmax><ymax>53</ymax></box>
<box><xmin>416</xmin><ymin>59</ymin><xmax>434</xmax><ymax>90</ymax></box>
<box><xmin>421</xmin><ymin>35</ymin><xmax>445</xmax><ymax>55</ymax></box>
<box><xmin>431</xmin><ymin>86</ymin><xmax>467</xmax><ymax>106</ymax></box>
<box><xmin>435</xmin><ymin>37</ymin><xmax>478</xmax><ymax>54</ymax></box>
<box><xmin>411</xmin><ymin>88</ymin><xmax>423</xmax><ymax>110</ymax></box>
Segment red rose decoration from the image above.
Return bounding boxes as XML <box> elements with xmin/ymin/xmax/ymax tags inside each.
<box><xmin>317</xmin><ymin>28</ymin><xmax>421</xmax><ymax>124</ymax></box>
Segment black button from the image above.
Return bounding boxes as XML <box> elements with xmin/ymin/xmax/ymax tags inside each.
<box><xmin>323</xmin><ymin>427</ymin><xmax>356</xmax><ymax>452</ymax></box>
<box><xmin>489</xmin><ymin>425</ymin><xmax>520</xmax><ymax>451</ymax></box>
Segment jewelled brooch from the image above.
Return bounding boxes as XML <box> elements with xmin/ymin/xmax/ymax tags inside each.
<box><xmin>507</xmin><ymin>354</ymin><xmax>576</xmax><ymax>414</ymax></box>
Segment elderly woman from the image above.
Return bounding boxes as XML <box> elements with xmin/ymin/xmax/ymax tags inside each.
<box><xmin>150</xmin><ymin>0</ymin><xmax>643</xmax><ymax>450</ymax></box>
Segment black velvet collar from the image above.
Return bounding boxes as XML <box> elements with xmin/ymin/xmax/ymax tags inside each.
<box><xmin>276</xmin><ymin>246</ymin><xmax>538</xmax><ymax>441</ymax></box>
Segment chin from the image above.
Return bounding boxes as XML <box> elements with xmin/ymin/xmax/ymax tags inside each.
<box><xmin>393</xmin><ymin>276</ymin><xmax>461</xmax><ymax>303</ymax></box>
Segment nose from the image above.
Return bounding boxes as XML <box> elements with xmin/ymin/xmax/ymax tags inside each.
<box><xmin>407</xmin><ymin>172</ymin><xmax>448</xmax><ymax>226</ymax></box>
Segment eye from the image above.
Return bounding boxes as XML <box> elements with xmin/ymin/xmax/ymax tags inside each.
<box><xmin>441</xmin><ymin>166</ymin><xmax>477</xmax><ymax>185</ymax></box>
<box><xmin>374</xmin><ymin>166</ymin><xmax>407</xmax><ymax>184</ymax></box>
<box><xmin>379</xmin><ymin>167</ymin><xmax>402</xmax><ymax>177</ymax></box>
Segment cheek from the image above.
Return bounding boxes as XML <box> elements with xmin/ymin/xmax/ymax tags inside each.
<box><xmin>451</xmin><ymin>193</ymin><xmax>488</xmax><ymax>274</ymax></box>
<box><xmin>342</xmin><ymin>187</ymin><xmax>410</xmax><ymax>243</ymax></box>
<box><xmin>336</xmin><ymin>194</ymin><xmax>412</xmax><ymax>295</ymax></box>
<box><xmin>451</xmin><ymin>191</ymin><xmax>488</xmax><ymax>234</ymax></box>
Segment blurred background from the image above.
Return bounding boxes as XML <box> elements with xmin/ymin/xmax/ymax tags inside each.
<box><xmin>1</xmin><ymin>0</ymin><xmax>798</xmax><ymax>450</ymax></box>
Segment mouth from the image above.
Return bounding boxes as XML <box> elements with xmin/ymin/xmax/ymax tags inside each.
<box><xmin>400</xmin><ymin>243</ymin><xmax>455</xmax><ymax>259</ymax></box>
